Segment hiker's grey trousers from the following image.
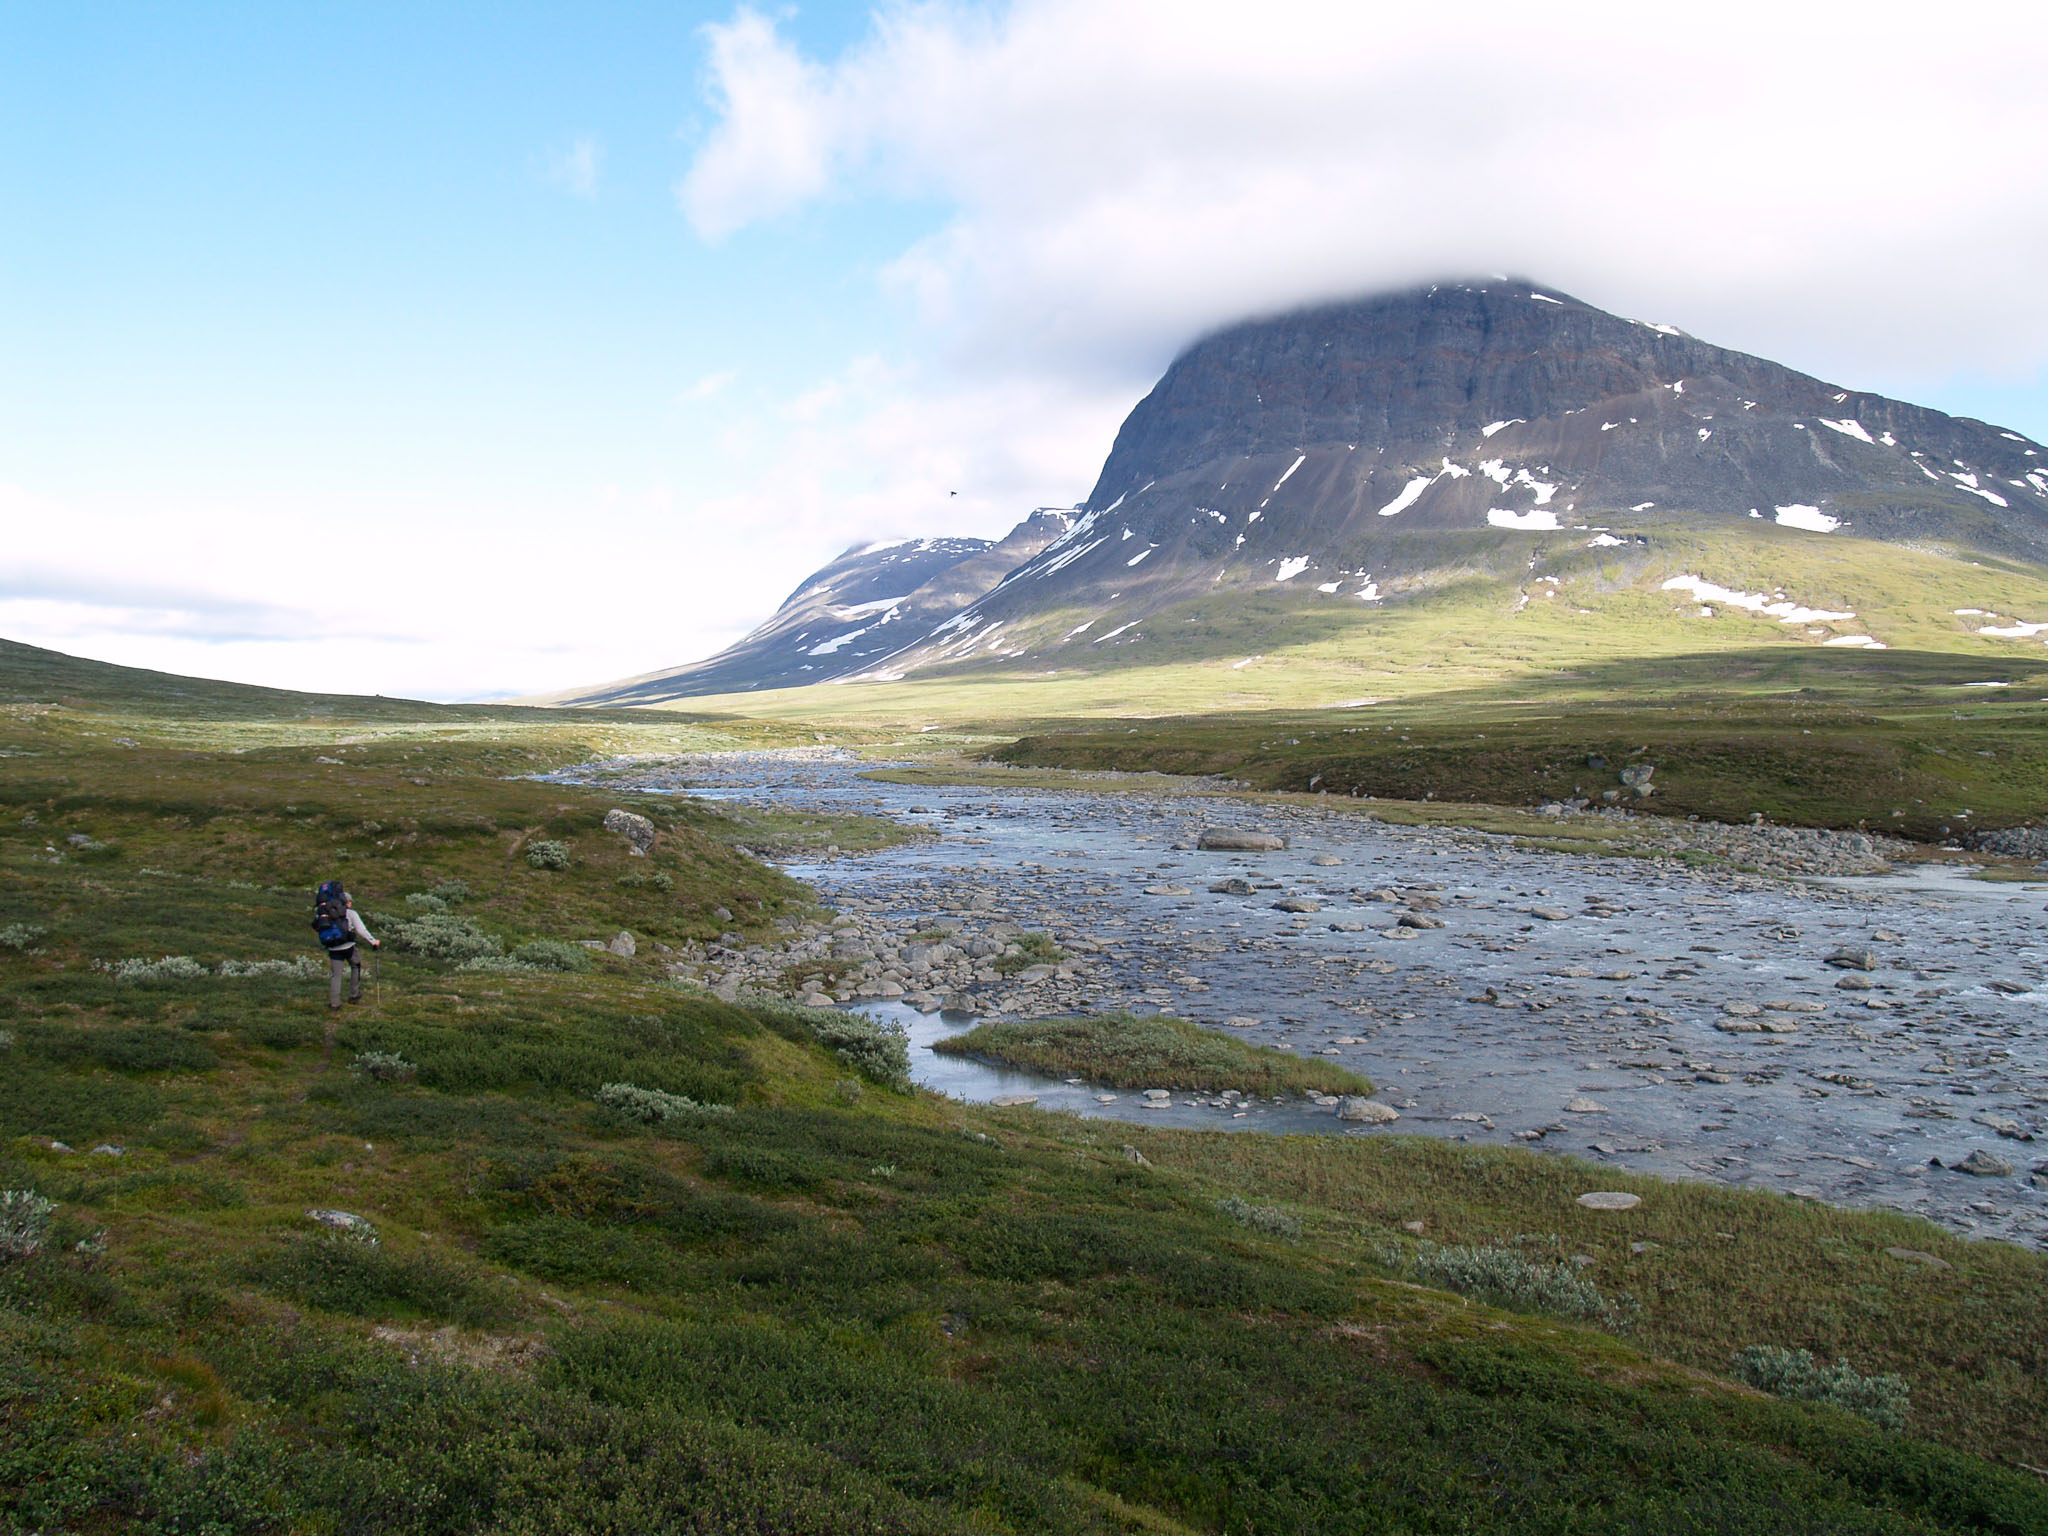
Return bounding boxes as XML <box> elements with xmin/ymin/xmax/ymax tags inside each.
<box><xmin>329</xmin><ymin>949</ymin><xmax>362</xmax><ymax>1007</ymax></box>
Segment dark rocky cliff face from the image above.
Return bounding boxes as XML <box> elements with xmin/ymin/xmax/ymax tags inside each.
<box><xmin>1076</xmin><ymin>279</ymin><xmax>2044</xmax><ymax>553</ymax></box>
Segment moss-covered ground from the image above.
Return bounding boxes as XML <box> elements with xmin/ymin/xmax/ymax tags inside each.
<box><xmin>3</xmin><ymin>645</ymin><xmax>2047</xmax><ymax>1531</ymax></box>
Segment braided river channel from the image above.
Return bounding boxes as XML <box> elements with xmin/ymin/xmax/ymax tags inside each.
<box><xmin>579</xmin><ymin>751</ymin><xmax>2047</xmax><ymax>1249</ymax></box>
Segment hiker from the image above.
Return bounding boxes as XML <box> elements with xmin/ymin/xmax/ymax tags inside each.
<box><xmin>311</xmin><ymin>880</ymin><xmax>379</xmax><ymax>1010</ymax></box>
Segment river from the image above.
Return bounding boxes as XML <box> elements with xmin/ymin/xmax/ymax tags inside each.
<box><xmin>575</xmin><ymin>750</ymin><xmax>2048</xmax><ymax>1248</ymax></box>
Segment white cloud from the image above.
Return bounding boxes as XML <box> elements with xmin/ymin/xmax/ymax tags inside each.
<box><xmin>677</xmin><ymin>369</ymin><xmax>737</xmax><ymax>403</ymax></box>
<box><xmin>543</xmin><ymin>133</ymin><xmax>603</xmax><ymax>199</ymax></box>
<box><xmin>681</xmin><ymin>1</ymin><xmax>2048</xmax><ymax>387</ymax></box>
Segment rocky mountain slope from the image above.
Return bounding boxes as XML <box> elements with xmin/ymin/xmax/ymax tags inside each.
<box><xmin>557</xmin><ymin>280</ymin><xmax>2048</xmax><ymax>702</ymax></box>
<box><xmin>543</xmin><ymin>512</ymin><xmax>1073</xmax><ymax>704</ymax></box>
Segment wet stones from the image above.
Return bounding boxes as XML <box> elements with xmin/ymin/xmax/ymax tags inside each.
<box><xmin>1952</xmin><ymin>1149</ymin><xmax>2015</xmax><ymax>1177</ymax></box>
<box><xmin>1971</xmin><ymin>1113</ymin><xmax>2034</xmax><ymax>1141</ymax></box>
<box><xmin>1208</xmin><ymin>877</ymin><xmax>1255</xmax><ymax>895</ymax></box>
<box><xmin>1718</xmin><ymin>1016</ymin><xmax>1800</xmax><ymax>1034</ymax></box>
<box><xmin>1197</xmin><ymin>829</ymin><xmax>1287</xmax><ymax>851</ymax></box>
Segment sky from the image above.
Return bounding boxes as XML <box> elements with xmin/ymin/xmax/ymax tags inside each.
<box><xmin>4</xmin><ymin>1</ymin><xmax>2047</xmax><ymax>701</ymax></box>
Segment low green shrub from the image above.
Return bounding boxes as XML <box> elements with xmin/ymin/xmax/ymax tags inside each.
<box><xmin>1217</xmin><ymin>1195</ymin><xmax>1301</xmax><ymax>1239</ymax></box>
<box><xmin>595</xmin><ymin>1081</ymin><xmax>731</xmax><ymax>1124</ymax></box>
<box><xmin>702</xmin><ymin>1145</ymin><xmax>816</xmax><ymax>1191</ymax></box>
<box><xmin>107</xmin><ymin>955</ymin><xmax>207</xmax><ymax>983</ymax></box>
<box><xmin>525</xmin><ymin>840</ymin><xmax>572</xmax><ymax>871</ymax></box>
<box><xmin>27</xmin><ymin>1023</ymin><xmax>216</xmax><ymax>1074</ymax></box>
<box><xmin>351</xmin><ymin>1050</ymin><xmax>418</xmax><ymax>1084</ymax></box>
<box><xmin>218</xmin><ymin>956</ymin><xmax>323</xmax><ymax>978</ymax></box>
<box><xmin>378</xmin><ymin>913</ymin><xmax>502</xmax><ymax>962</ymax></box>
<box><xmin>1382</xmin><ymin>1239</ymin><xmax>1637</xmax><ymax>1330</ymax></box>
<box><xmin>428</xmin><ymin>879</ymin><xmax>470</xmax><ymax>903</ymax></box>
<box><xmin>512</xmin><ymin>940</ymin><xmax>594</xmax><ymax>973</ymax></box>
<box><xmin>1730</xmin><ymin>1345</ymin><xmax>1910</xmax><ymax>1432</ymax></box>
<box><xmin>404</xmin><ymin>892</ymin><xmax>450</xmax><ymax>913</ymax></box>
<box><xmin>743</xmin><ymin>994</ymin><xmax>909</xmax><ymax>1087</ymax></box>
<box><xmin>1</xmin><ymin>1189</ymin><xmax>55</xmax><ymax>1260</ymax></box>
<box><xmin>0</xmin><ymin>923</ymin><xmax>46</xmax><ymax>950</ymax></box>
<box><xmin>259</xmin><ymin>1232</ymin><xmax>510</xmax><ymax>1327</ymax></box>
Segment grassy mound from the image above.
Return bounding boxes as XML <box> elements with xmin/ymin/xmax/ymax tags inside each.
<box><xmin>934</xmin><ymin>1012</ymin><xmax>1373</xmax><ymax>1097</ymax></box>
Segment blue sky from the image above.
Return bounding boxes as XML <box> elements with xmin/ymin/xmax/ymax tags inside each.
<box><xmin>4</xmin><ymin>2</ymin><xmax>2046</xmax><ymax>698</ymax></box>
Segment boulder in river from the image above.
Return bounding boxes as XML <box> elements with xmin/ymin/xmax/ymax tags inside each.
<box><xmin>1952</xmin><ymin>1149</ymin><xmax>2014</xmax><ymax>1177</ymax></box>
<box><xmin>1337</xmin><ymin>1096</ymin><xmax>1399</xmax><ymax>1123</ymax></box>
<box><xmin>1274</xmin><ymin>897</ymin><xmax>1321</xmax><ymax>913</ymax></box>
<box><xmin>1971</xmin><ymin>1113</ymin><xmax>2033</xmax><ymax>1141</ymax></box>
<box><xmin>1208</xmin><ymin>877</ymin><xmax>1255</xmax><ymax>895</ymax></box>
<box><xmin>1826</xmin><ymin>946</ymin><xmax>1879</xmax><ymax>971</ymax></box>
<box><xmin>1198</xmin><ymin>829</ymin><xmax>1288</xmax><ymax>851</ymax></box>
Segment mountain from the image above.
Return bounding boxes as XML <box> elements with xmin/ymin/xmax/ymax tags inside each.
<box><xmin>539</xmin><ymin>512</ymin><xmax>1076</xmax><ymax>705</ymax></box>
<box><xmin>555</xmin><ymin>279</ymin><xmax>2048</xmax><ymax>703</ymax></box>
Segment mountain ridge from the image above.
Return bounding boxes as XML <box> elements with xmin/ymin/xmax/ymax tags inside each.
<box><xmin>547</xmin><ymin>278</ymin><xmax>2048</xmax><ymax>705</ymax></box>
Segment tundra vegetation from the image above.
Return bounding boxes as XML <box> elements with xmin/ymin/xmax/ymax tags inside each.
<box><xmin>0</xmin><ymin>641</ymin><xmax>2045</xmax><ymax>1532</ymax></box>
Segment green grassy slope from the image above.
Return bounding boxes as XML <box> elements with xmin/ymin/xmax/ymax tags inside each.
<box><xmin>654</xmin><ymin>525</ymin><xmax>2048</xmax><ymax>732</ymax></box>
<box><xmin>1</xmin><ymin>654</ymin><xmax>2046</xmax><ymax>1530</ymax></box>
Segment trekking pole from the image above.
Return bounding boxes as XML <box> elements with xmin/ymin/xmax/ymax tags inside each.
<box><xmin>373</xmin><ymin>950</ymin><xmax>382</xmax><ymax>1010</ymax></box>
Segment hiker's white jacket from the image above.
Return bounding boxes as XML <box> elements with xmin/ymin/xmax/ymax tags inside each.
<box><xmin>341</xmin><ymin>908</ymin><xmax>376</xmax><ymax>948</ymax></box>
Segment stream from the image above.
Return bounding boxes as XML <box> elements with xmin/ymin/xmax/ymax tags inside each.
<box><xmin>580</xmin><ymin>751</ymin><xmax>2048</xmax><ymax>1248</ymax></box>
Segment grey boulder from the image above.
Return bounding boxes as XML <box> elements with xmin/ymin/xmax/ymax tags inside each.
<box><xmin>603</xmin><ymin>808</ymin><xmax>658</xmax><ymax>856</ymax></box>
<box><xmin>1198</xmin><ymin>829</ymin><xmax>1288</xmax><ymax>851</ymax></box>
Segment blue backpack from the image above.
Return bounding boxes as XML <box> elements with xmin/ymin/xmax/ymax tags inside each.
<box><xmin>312</xmin><ymin>881</ymin><xmax>351</xmax><ymax>949</ymax></box>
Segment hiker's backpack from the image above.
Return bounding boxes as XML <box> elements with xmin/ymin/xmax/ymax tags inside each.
<box><xmin>312</xmin><ymin>881</ymin><xmax>351</xmax><ymax>949</ymax></box>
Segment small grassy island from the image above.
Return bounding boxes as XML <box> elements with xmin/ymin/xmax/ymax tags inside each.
<box><xmin>934</xmin><ymin>1012</ymin><xmax>1375</xmax><ymax>1098</ymax></box>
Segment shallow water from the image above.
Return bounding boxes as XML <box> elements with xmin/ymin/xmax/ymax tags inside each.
<box><xmin>582</xmin><ymin>752</ymin><xmax>2048</xmax><ymax>1246</ymax></box>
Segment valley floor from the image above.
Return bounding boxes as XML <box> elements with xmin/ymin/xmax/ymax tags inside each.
<box><xmin>2</xmin><ymin>671</ymin><xmax>2046</xmax><ymax>1531</ymax></box>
